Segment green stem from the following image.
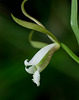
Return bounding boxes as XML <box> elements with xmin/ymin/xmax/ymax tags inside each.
<box><xmin>71</xmin><ymin>0</ymin><xmax>79</xmax><ymax>44</ymax></box>
<box><xmin>61</xmin><ymin>43</ymin><xmax>79</xmax><ymax>64</ymax></box>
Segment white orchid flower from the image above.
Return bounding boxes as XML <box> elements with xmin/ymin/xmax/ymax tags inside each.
<box><xmin>24</xmin><ymin>43</ymin><xmax>60</xmax><ymax>86</ymax></box>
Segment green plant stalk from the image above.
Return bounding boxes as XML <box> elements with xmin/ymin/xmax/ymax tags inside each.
<box><xmin>71</xmin><ymin>0</ymin><xmax>79</xmax><ymax>44</ymax></box>
<box><xmin>61</xmin><ymin>43</ymin><xmax>79</xmax><ymax>64</ymax></box>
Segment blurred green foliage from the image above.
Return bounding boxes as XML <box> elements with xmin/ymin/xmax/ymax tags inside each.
<box><xmin>0</xmin><ymin>0</ymin><xmax>79</xmax><ymax>100</ymax></box>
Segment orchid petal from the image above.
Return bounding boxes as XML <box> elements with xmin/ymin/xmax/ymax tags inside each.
<box><xmin>24</xmin><ymin>59</ymin><xmax>31</xmax><ymax>66</ymax></box>
<box><xmin>29</xmin><ymin>43</ymin><xmax>60</xmax><ymax>65</ymax></box>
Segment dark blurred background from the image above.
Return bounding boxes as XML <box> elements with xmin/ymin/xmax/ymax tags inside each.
<box><xmin>0</xmin><ymin>0</ymin><xmax>79</xmax><ymax>100</ymax></box>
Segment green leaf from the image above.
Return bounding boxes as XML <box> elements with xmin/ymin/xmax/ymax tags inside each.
<box><xmin>11</xmin><ymin>14</ymin><xmax>59</xmax><ymax>43</ymax></box>
<box><xmin>71</xmin><ymin>0</ymin><xmax>79</xmax><ymax>44</ymax></box>
<box><xmin>61</xmin><ymin>43</ymin><xmax>79</xmax><ymax>64</ymax></box>
<box><xmin>29</xmin><ymin>30</ymin><xmax>48</xmax><ymax>48</ymax></box>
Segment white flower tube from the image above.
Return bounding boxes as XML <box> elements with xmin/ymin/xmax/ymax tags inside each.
<box><xmin>24</xmin><ymin>43</ymin><xmax>60</xmax><ymax>86</ymax></box>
